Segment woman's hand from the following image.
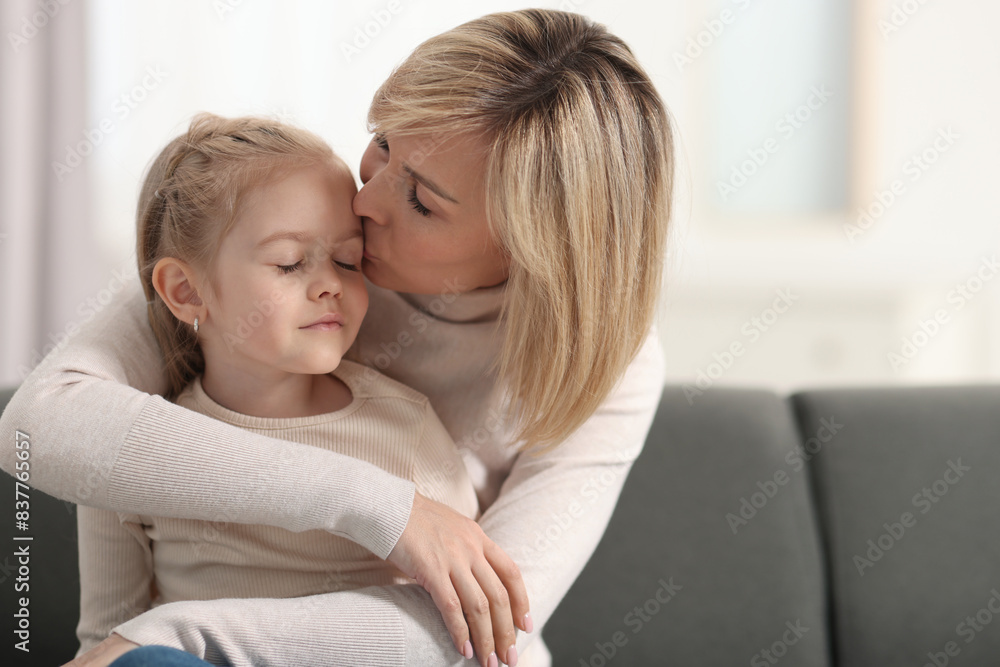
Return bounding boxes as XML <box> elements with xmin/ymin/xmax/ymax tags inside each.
<box><xmin>387</xmin><ymin>492</ymin><xmax>531</xmax><ymax>667</ymax></box>
<box><xmin>63</xmin><ymin>634</ymin><xmax>140</xmax><ymax>667</ymax></box>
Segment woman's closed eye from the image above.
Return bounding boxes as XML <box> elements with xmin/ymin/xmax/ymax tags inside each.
<box><xmin>407</xmin><ymin>187</ymin><xmax>431</xmax><ymax>217</ymax></box>
<box><xmin>373</xmin><ymin>133</ymin><xmax>433</xmax><ymax>218</ymax></box>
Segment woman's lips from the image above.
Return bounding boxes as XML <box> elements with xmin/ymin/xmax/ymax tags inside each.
<box><xmin>363</xmin><ymin>247</ymin><xmax>377</xmax><ymax>260</ymax></box>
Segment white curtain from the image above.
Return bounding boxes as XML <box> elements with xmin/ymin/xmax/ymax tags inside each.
<box><xmin>0</xmin><ymin>0</ymin><xmax>103</xmax><ymax>387</ymax></box>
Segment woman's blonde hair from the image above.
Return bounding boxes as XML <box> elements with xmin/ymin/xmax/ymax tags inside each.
<box><xmin>369</xmin><ymin>9</ymin><xmax>674</xmax><ymax>452</ymax></box>
<box><xmin>136</xmin><ymin>113</ymin><xmax>339</xmax><ymax>400</ymax></box>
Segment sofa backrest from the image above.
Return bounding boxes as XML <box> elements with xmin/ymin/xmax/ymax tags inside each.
<box><xmin>791</xmin><ymin>386</ymin><xmax>1000</xmax><ymax>667</ymax></box>
<box><xmin>545</xmin><ymin>386</ymin><xmax>831</xmax><ymax>666</ymax></box>
<box><xmin>546</xmin><ymin>384</ymin><xmax>1000</xmax><ymax>667</ymax></box>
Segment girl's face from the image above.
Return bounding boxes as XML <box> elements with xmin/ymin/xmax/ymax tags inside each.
<box><xmin>199</xmin><ymin>162</ymin><xmax>368</xmax><ymax>378</ymax></box>
<box><xmin>354</xmin><ymin>130</ymin><xmax>510</xmax><ymax>295</ymax></box>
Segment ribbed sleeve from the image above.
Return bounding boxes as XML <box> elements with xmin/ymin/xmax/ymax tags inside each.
<box><xmin>113</xmin><ymin>396</ymin><xmax>416</xmax><ymax>559</ymax></box>
<box><xmin>0</xmin><ymin>281</ymin><xmax>416</xmax><ymax>560</ymax></box>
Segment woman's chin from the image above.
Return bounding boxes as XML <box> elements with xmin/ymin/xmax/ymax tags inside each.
<box><xmin>362</xmin><ymin>259</ymin><xmax>405</xmax><ymax>292</ymax></box>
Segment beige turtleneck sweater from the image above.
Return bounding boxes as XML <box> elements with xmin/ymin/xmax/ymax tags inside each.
<box><xmin>0</xmin><ymin>275</ymin><xmax>665</xmax><ymax>666</ymax></box>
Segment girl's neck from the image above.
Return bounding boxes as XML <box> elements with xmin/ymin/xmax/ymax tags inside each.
<box><xmin>198</xmin><ymin>363</ymin><xmax>353</xmax><ymax>419</ymax></box>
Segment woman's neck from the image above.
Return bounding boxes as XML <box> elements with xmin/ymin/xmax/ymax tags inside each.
<box><xmin>198</xmin><ymin>362</ymin><xmax>352</xmax><ymax>418</ymax></box>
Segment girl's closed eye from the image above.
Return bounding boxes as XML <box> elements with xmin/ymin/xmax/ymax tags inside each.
<box><xmin>277</xmin><ymin>261</ymin><xmax>303</xmax><ymax>274</ymax></box>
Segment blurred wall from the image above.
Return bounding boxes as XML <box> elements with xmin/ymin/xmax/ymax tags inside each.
<box><xmin>1</xmin><ymin>0</ymin><xmax>997</xmax><ymax>393</ymax></box>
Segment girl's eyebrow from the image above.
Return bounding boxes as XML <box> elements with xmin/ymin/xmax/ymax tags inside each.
<box><xmin>255</xmin><ymin>230</ymin><xmax>311</xmax><ymax>248</ymax></box>
<box><xmin>402</xmin><ymin>164</ymin><xmax>459</xmax><ymax>204</ymax></box>
<box><xmin>256</xmin><ymin>228</ymin><xmax>363</xmax><ymax>248</ymax></box>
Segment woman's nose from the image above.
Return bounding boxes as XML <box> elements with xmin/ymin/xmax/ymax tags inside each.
<box><xmin>353</xmin><ymin>177</ymin><xmax>389</xmax><ymax>227</ymax></box>
<box><xmin>354</xmin><ymin>142</ymin><xmax>387</xmax><ymax>225</ymax></box>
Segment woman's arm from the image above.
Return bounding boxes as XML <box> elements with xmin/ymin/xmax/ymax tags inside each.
<box><xmin>75</xmin><ymin>506</ymin><xmax>153</xmax><ymax>655</ymax></box>
<box><xmin>0</xmin><ymin>281</ymin><xmax>414</xmax><ymax>560</ymax></box>
<box><xmin>0</xmin><ymin>279</ymin><xmax>529</xmax><ymax>656</ymax></box>
<box><xmin>103</xmin><ymin>327</ymin><xmax>666</xmax><ymax>666</ymax></box>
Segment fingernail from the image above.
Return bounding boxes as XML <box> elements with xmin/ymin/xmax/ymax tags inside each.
<box><xmin>462</xmin><ymin>640</ymin><xmax>474</xmax><ymax>660</ymax></box>
<box><xmin>523</xmin><ymin>612</ymin><xmax>533</xmax><ymax>633</ymax></box>
<box><xmin>506</xmin><ymin>645</ymin><xmax>518</xmax><ymax>667</ymax></box>
<box><xmin>488</xmin><ymin>651</ymin><xmax>498</xmax><ymax>667</ymax></box>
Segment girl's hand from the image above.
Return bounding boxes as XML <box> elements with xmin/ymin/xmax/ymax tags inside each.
<box><xmin>63</xmin><ymin>634</ymin><xmax>140</xmax><ymax>667</ymax></box>
<box><xmin>387</xmin><ymin>492</ymin><xmax>531</xmax><ymax>667</ymax></box>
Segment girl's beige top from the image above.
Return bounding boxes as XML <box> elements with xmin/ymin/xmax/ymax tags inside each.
<box><xmin>75</xmin><ymin>359</ymin><xmax>480</xmax><ymax>654</ymax></box>
<box><xmin>0</xmin><ymin>276</ymin><xmax>665</xmax><ymax>667</ymax></box>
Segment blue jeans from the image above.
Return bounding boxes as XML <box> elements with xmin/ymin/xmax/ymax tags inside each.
<box><xmin>109</xmin><ymin>645</ymin><xmax>215</xmax><ymax>667</ymax></box>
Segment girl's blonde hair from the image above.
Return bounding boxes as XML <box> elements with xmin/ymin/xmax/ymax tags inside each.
<box><xmin>136</xmin><ymin>113</ymin><xmax>339</xmax><ymax>400</ymax></box>
<box><xmin>369</xmin><ymin>9</ymin><xmax>674</xmax><ymax>452</ymax></box>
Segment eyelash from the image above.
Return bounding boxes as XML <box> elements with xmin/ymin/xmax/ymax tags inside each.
<box><xmin>277</xmin><ymin>260</ymin><xmax>359</xmax><ymax>274</ymax></box>
<box><xmin>374</xmin><ymin>133</ymin><xmax>432</xmax><ymax>218</ymax></box>
<box><xmin>408</xmin><ymin>188</ymin><xmax>431</xmax><ymax>217</ymax></box>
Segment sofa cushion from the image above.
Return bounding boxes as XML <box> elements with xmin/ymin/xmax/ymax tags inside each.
<box><xmin>545</xmin><ymin>387</ymin><xmax>830</xmax><ymax>666</ymax></box>
<box><xmin>792</xmin><ymin>386</ymin><xmax>1000</xmax><ymax>667</ymax></box>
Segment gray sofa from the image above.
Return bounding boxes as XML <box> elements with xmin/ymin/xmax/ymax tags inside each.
<box><xmin>3</xmin><ymin>384</ymin><xmax>999</xmax><ymax>666</ymax></box>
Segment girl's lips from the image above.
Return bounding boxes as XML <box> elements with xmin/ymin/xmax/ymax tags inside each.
<box><xmin>302</xmin><ymin>321</ymin><xmax>343</xmax><ymax>331</ymax></box>
<box><xmin>301</xmin><ymin>313</ymin><xmax>344</xmax><ymax>330</ymax></box>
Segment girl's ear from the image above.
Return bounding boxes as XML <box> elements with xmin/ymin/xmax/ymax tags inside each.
<box><xmin>152</xmin><ymin>257</ymin><xmax>205</xmax><ymax>326</ymax></box>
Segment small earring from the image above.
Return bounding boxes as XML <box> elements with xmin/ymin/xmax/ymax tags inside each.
<box><xmin>193</xmin><ymin>317</ymin><xmax>199</xmax><ymax>334</ymax></box>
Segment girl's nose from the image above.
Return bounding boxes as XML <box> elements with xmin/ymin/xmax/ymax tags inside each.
<box><xmin>311</xmin><ymin>257</ymin><xmax>343</xmax><ymax>301</ymax></box>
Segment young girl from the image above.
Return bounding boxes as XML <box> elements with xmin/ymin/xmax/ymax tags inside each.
<box><xmin>74</xmin><ymin>113</ymin><xmax>480</xmax><ymax>655</ymax></box>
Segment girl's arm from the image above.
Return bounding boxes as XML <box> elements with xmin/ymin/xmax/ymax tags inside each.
<box><xmin>75</xmin><ymin>506</ymin><xmax>153</xmax><ymax>655</ymax></box>
<box><xmin>104</xmin><ymin>327</ymin><xmax>667</xmax><ymax>666</ymax></box>
<box><xmin>0</xmin><ymin>280</ymin><xmax>414</xmax><ymax>560</ymax></box>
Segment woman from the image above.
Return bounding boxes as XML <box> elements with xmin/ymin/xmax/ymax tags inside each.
<box><xmin>4</xmin><ymin>9</ymin><xmax>673</xmax><ymax>667</ymax></box>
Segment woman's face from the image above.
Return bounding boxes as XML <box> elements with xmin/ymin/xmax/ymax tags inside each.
<box><xmin>354</xmin><ymin>130</ymin><xmax>510</xmax><ymax>295</ymax></box>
